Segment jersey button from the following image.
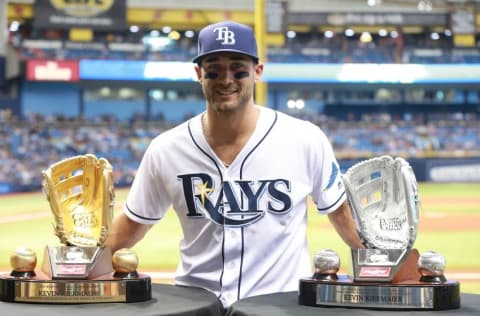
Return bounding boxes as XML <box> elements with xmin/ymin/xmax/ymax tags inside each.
<box><xmin>227</xmin><ymin>261</ymin><xmax>236</xmax><ymax>269</ymax></box>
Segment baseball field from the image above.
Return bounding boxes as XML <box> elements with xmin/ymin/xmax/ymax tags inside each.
<box><xmin>0</xmin><ymin>182</ymin><xmax>479</xmax><ymax>294</ymax></box>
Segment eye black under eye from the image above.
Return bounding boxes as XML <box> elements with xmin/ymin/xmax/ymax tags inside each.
<box><xmin>204</xmin><ymin>72</ymin><xmax>218</xmax><ymax>79</ymax></box>
<box><xmin>234</xmin><ymin>71</ymin><xmax>249</xmax><ymax>79</ymax></box>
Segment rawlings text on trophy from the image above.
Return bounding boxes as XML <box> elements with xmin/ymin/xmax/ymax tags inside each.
<box><xmin>299</xmin><ymin>156</ymin><xmax>460</xmax><ymax>310</ymax></box>
<box><xmin>0</xmin><ymin>154</ymin><xmax>151</xmax><ymax>303</ymax></box>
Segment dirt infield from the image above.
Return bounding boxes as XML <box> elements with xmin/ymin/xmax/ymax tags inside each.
<box><xmin>418</xmin><ymin>196</ymin><xmax>480</xmax><ymax>231</ymax></box>
<box><xmin>419</xmin><ymin>213</ymin><xmax>480</xmax><ymax>231</ymax></box>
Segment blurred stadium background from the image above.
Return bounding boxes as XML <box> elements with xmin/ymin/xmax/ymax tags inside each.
<box><xmin>0</xmin><ymin>0</ymin><xmax>479</xmax><ymax>192</ymax></box>
<box><xmin>0</xmin><ymin>0</ymin><xmax>479</xmax><ymax>292</ymax></box>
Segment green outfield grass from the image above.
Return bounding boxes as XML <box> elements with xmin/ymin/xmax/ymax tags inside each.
<box><xmin>1</xmin><ymin>183</ymin><xmax>479</xmax><ymax>293</ymax></box>
<box><xmin>418</xmin><ymin>183</ymin><xmax>479</xmax><ymax>198</ymax></box>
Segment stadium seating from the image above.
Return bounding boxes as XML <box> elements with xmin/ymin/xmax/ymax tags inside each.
<box><xmin>15</xmin><ymin>33</ymin><xmax>480</xmax><ymax>64</ymax></box>
<box><xmin>1</xmin><ymin>112</ymin><xmax>479</xmax><ymax>192</ymax></box>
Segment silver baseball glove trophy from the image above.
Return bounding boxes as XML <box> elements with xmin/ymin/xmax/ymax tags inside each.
<box><xmin>345</xmin><ymin>155</ymin><xmax>419</xmax><ymax>281</ymax></box>
<box><xmin>299</xmin><ymin>155</ymin><xmax>460</xmax><ymax>310</ymax></box>
<box><xmin>0</xmin><ymin>155</ymin><xmax>151</xmax><ymax>304</ymax></box>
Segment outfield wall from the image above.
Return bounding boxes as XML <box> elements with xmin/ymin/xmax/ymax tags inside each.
<box><xmin>340</xmin><ymin>157</ymin><xmax>480</xmax><ymax>183</ymax></box>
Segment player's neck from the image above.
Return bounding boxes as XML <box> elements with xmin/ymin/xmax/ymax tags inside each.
<box><xmin>202</xmin><ymin>105</ymin><xmax>259</xmax><ymax>166</ymax></box>
<box><xmin>204</xmin><ymin>105</ymin><xmax>259</xmax><ymax>143</ymax></box>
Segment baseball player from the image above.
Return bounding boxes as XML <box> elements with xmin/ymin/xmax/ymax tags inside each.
<box><xmin>105</xmin><ymin>20</ymin><xmax>364</xmax><ymax>308</ymax></box>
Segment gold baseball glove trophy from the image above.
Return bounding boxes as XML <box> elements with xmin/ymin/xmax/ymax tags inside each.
<box><xmin>0</xmin><ymin>154</ymin><xmax>151</xmax><ymax>303</ymax></box>
<box><xmin>299</xmin><ymin>156</ymin><xmax>460</xmax><ymax>310</ymax></box>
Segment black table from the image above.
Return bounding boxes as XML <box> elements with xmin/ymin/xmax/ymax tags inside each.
<box><xmin>0</xmin><ymin>283</ymin><xmax>224</xmax><ymax>316</ymax></box>
<box><xmin>227</xmin><ymin>291</ymin><xmax>480</xmax><ymax>316</ymax></box>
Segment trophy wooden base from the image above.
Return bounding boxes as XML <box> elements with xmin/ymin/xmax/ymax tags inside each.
<box><xmin>0</xmin><ymin>272</ymin><xmax>151</xmax><ymax>303</ymax></box>
<box><xmin>298</xmin><ymin>275</ymin><xmax>460</xmax><ymax>310</ymax></box>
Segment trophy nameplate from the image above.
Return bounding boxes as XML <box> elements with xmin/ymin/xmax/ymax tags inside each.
<box><xmin>0</xmin><ymin>155</ymin><xmax>151</xmax><ymax>303</ymax></box>
<box><xmin>299</xmin><ymin>156</ymin><xmax>460</xmax><ymax>310</ymax></box>
<box><xmin>299</xmin><ymin>275</ymin><xmax>460</xmax><ymax>310</ymax></box>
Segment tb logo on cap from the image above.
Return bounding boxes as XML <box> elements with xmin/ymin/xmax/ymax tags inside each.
<box><xmin>213</xmin><ymin>27</ymin><xmax>236</xmax><ymax>45</ymax></box>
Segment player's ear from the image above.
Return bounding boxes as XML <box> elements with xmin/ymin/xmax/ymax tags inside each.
<box><xmin>194</xmin><ymin>65</ymin><xmax>202</xmax><ymax>83</ymax></box>
<box><xmin>254</xmin><ymin>63</ymin><xmax>263</xmax><ymax>82</ymax></box>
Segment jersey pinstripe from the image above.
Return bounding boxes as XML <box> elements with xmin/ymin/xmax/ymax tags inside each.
<box><xmin>125</xmin><ymin>106</ymin><xmax>346</xmax><ymax>307</ymax></box>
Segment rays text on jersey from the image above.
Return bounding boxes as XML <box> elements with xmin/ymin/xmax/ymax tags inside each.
<box><xmin>178</xmin><ymin>173</ymin><xmax>292</xmax><ymax>226</ymax></box>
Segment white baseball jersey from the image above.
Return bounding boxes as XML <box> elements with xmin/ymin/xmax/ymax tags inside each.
<box><xmin>125</xmin><ymin>105</ymin><xmax>346</xmax><ymax>307</ymax></box>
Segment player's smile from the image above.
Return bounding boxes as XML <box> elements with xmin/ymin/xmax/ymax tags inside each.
<box><xmin>214</xmin><ymin>86</ymin><xmax>239</xmax><ymax>100</ymax></box>
<box><xmin>216</xmin><ymin>87</ymin><xmax>237</xmax><ymax>94</ymax></box>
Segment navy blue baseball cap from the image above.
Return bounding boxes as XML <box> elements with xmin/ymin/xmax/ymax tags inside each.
<box><xmin>193</xmin><ymin>21</ymin><xmax>259</xmax><ymax>64</ymax></box>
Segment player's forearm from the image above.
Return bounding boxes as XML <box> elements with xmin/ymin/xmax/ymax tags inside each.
<box><xmin>105</xmin><ymin>213</ymin><xmax>152</xmax><ymax>252</ymax></box>
<box><xmin>328</xmin><ymin>201</ymin><xmax>365</xmax><ymax>249</ymax></box>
